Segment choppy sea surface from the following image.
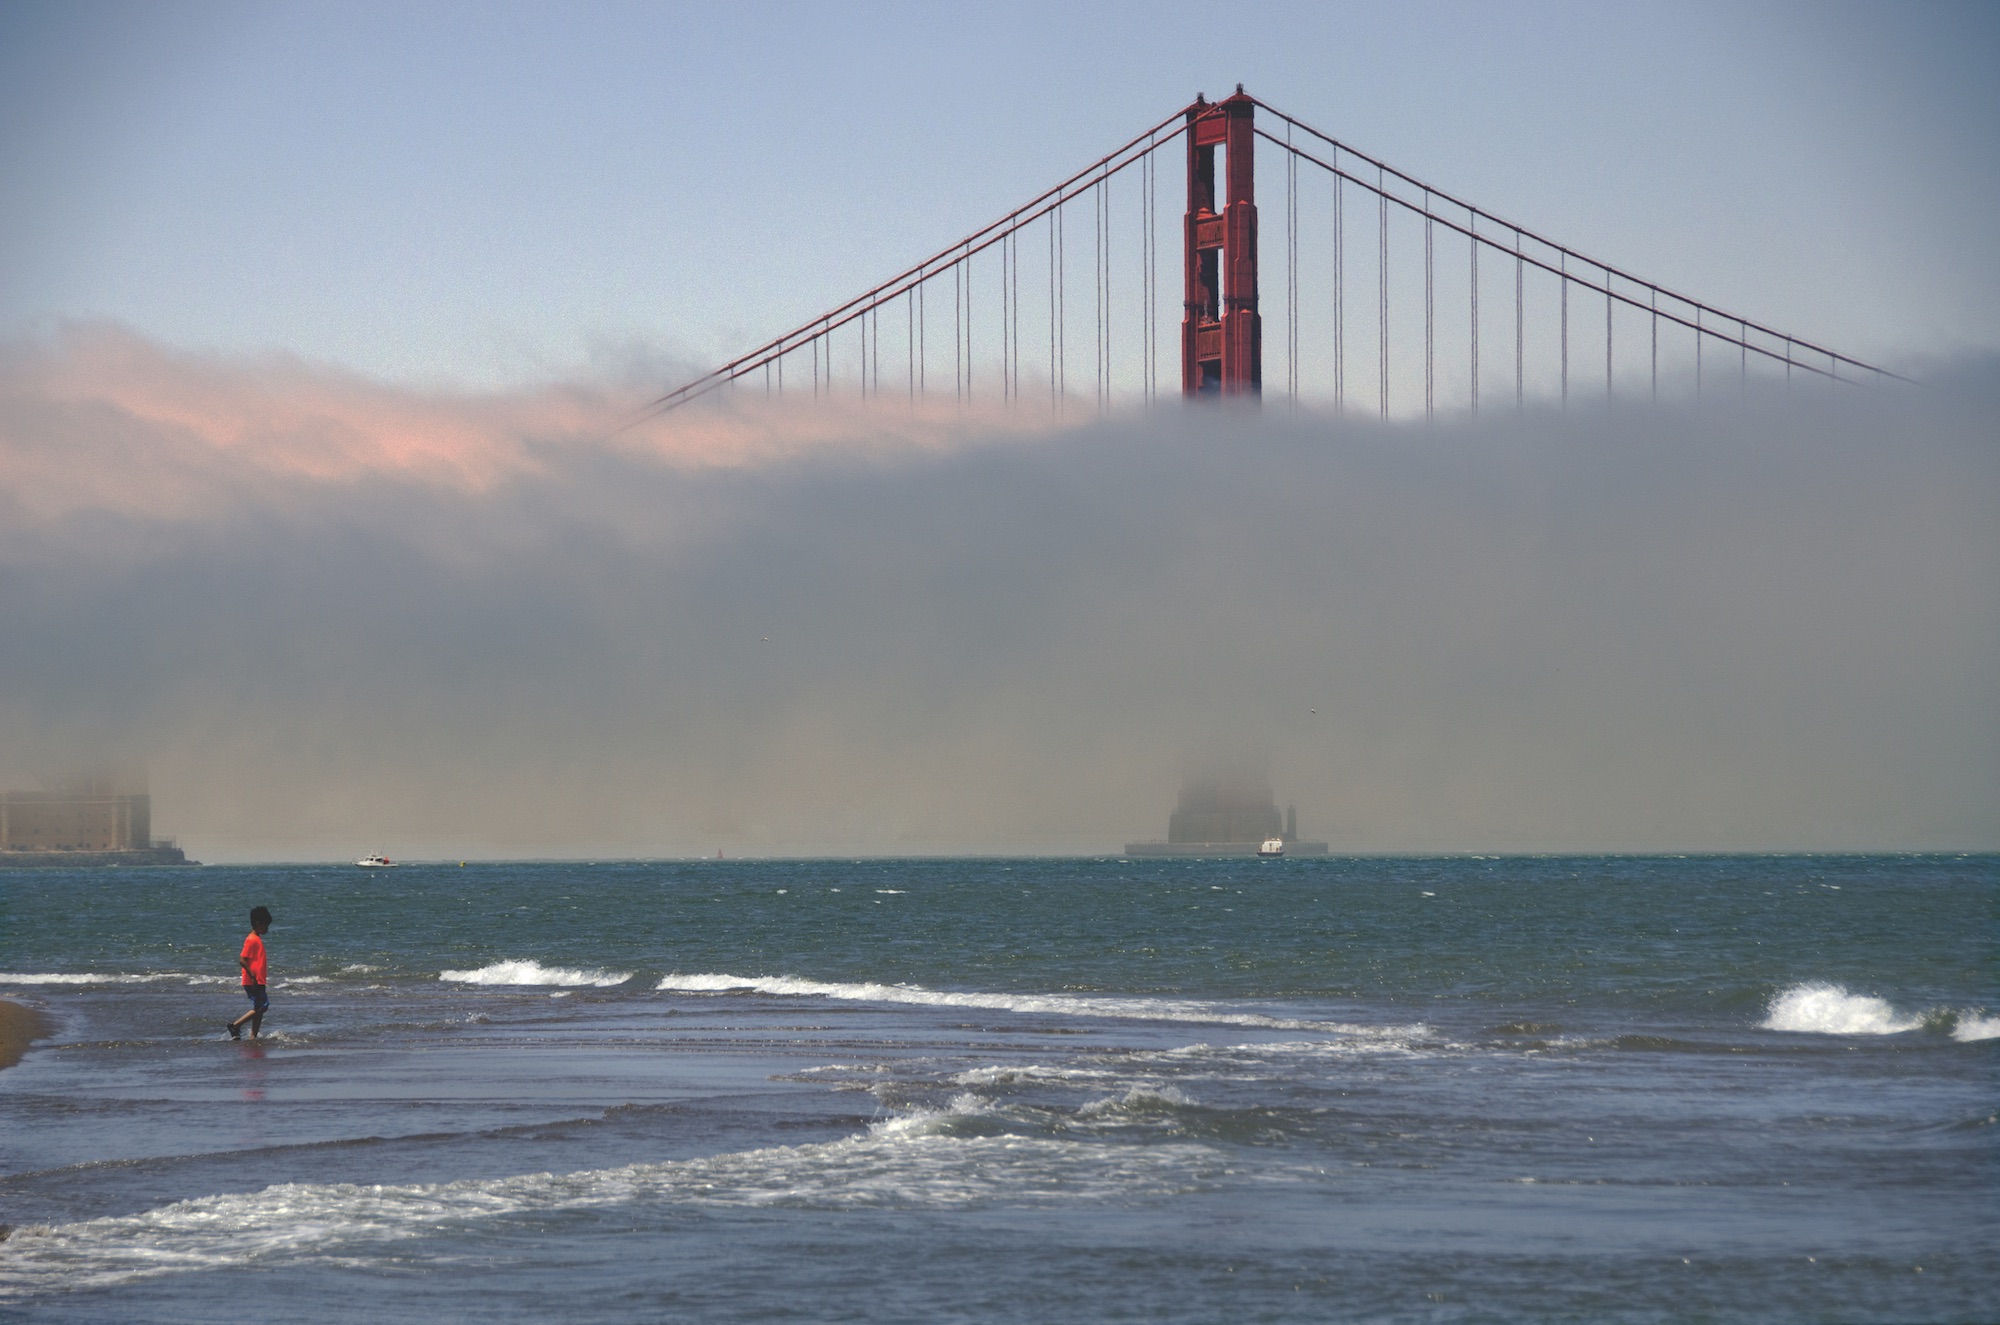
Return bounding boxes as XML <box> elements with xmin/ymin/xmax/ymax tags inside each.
<box><xmin>0</xmin><ymin>855</ymin><xmax>1994</xmax><ymax>1323</ymax></box>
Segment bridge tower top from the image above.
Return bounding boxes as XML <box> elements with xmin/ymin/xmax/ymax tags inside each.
<box><xmin>1182</xmin><ymin>87</ymin><xmax>1261</xmax><ymax>397</ymax></box>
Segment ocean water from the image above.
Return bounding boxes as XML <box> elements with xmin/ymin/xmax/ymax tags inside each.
<box><xmin>0</xmin><ymin>855</ymin><xmax>1994</xmax><ymax>1323</ymax></box>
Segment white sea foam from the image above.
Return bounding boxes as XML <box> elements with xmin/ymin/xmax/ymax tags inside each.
<box><xmin>1078</xmin><ymin>1084</ymin><xmax>1195</xmax><ymax>1117</ymax></box>
<box><xmin>0</xmin><ymin>1117</ymin><xmax>1218</xmax><ymax>1296</ymax></box>
<box><xmin>439</xmin><ymin>959</ymin><xmax>630</xmax><ymax>988</ymax></box>
<box><xmin>1762</xmin><ymin>982</ymin><xmax>1922</xmax><ymax>1035</ymax></box>
<box><xmin>654</xmin><ymin>971</ymin><xmax>1376</xmax><ymax>1033</ymax></box>
<box><xmin>1951</xmin><ymin>1011</ymin><xmax>2000</xmax><ymax>1043</ymax></box>
<box><xmin>951</xmin><ymin>1063</ymin><xmax>1118</xmax><ymax>1087</ymax></box>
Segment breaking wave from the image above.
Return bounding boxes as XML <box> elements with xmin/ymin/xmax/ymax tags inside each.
<box><xmin>654</xmin><ymin>971</ymin><xmax>1388</xmax><ymax>1034</ymax></box>
<box><xmin>1761</xmin><ymin>983</ymin><xmax>1922</xmax><ymax>1035</ymax></box>
<box><xmin>0</xmin><ymin>1113</ymin><xmax>1217</xmax><ymax>1296</ymax></box>
<box><xmin>1951</xmin><ymin>1011</ymin><xmax>2000</xmax><ymax>1043</ymax></box>
<box><xmin>438</xmin><ymin>959</ymin><xmax>630</xmax><ymax>988</ymax></box>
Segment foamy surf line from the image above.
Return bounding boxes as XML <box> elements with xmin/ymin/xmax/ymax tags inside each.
<box><xmin>655</xmin><ymin>972</ymin><xmax>1410</xmax><ymax>1038</ymax></box>
<box><xmin>439</xmin><ymin>959</ymin><xmax>631</xmax><ymax>988</ymax></box>
<box><xmin>0</xmin><ymin>1118</ymin><xmax>1217</xmax><ymax>1295</ymax></box>
<box><xmin>1761</xmin><ymin>981</ymin><xmax>1998</xmax><ymax>1041</ymax></box>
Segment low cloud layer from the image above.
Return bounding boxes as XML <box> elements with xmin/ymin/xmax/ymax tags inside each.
<box><xmin>2</xmin><ymin>328</ymin><xmax>1994</xmax><ymax>857</ymax></box>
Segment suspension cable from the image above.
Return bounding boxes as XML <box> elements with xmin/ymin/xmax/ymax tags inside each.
<box><xmin>1256</xmin><ymin>125</ymin><xmax>1899</xmax><ymax>390</ymax></box>
<box><xmin>1248</xmin><ymin>97</ymin><xmax>1903</xmax><ymax>386</ymax></box>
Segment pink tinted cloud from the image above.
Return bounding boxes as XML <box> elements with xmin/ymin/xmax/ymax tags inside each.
<box><xmin>0</xmin><ymin>325</ymin><xmax>1038</xmax><ymax>520</ymax></box>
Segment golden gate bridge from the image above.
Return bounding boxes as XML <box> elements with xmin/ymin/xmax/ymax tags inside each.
<box><xmin>646</xmin><ymin>88</ymin><xmax>1904</xmax><ymax>420</ymax></box>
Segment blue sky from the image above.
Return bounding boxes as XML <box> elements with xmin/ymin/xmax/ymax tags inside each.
<box><xmin>2</xmin><ymin>0</ymin><xmax>1996</xmax><ymax>387</ymax></box>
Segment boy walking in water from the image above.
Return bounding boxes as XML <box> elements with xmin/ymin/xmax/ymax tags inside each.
<box><xmin>227</xmin><ymin>906</ymin><xmax>272</xmax><ymax>1040</ymax></box>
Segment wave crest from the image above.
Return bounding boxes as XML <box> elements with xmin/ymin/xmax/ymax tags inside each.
<box><xmin>654</xmin><ymin>971</ymin><xmax>1396</xmax><ymax>1035</ymax></box>
<box><xmin>1761</xmin><ymin>982</ymin><xmax>1921</xmax><ymax>1035</ymax></box>
<box><xmin>438</xmin><ymin>959</ymin><xmax>629</xmax><ymax>988</ymax></box>
<box><xmin>1950</xmin><ymin>1011</ymin><xmax>2000</xmax><ymax>1043</ymax></box>
<box><xmin>0</xmin><ymin>1122</ymin><xmax>1217</xmax><ymax>1296</ymax></box>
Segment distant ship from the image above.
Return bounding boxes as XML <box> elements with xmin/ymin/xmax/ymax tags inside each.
<box><xmin>1257</xmin><ymin>838</ymin><xmax>1285</xmax><ymax>858</ymax></box>
<box><xmin>356</xmin><ymin>854</ymin><xmax>396</xmax><ymax>868</ymax></box>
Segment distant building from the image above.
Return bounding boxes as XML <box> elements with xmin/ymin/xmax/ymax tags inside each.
<box><xmin>1125</xmin><ymin>777</ymin><xmax>1328</xmax><ymax>857</ymax></box>
<box><xmin>0</xmin><ymin>776</ymin><xmax>191</xmax><ymax>865</ymax></box>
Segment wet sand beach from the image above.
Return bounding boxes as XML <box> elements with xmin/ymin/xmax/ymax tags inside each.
<box><xmin>0</xmin><ymin>998</ymin><xmax>52</xmax><ymax>1071</ymax></box>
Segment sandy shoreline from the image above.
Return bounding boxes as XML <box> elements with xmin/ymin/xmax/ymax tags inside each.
<box><xmin>0</xmin><ymin>998</ymin><xmax>54</xmax><ymax>1071</ymax></box>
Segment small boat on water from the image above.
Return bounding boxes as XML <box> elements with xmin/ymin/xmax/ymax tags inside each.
<box><xmin>1257</xmin><ymin>838</ymin><xmax>1285</xmax><ymax>858</ymax></box>
<box><xmin>356</xmin><ymin>854</ymin><xmax>396</xmax><ymax>868</ymax></box>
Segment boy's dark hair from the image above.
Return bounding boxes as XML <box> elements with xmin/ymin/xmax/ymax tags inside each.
<box><xmin>250</xmin><ymin>906</ymin><xmax>272</xmax><ymax>928</ymax></box>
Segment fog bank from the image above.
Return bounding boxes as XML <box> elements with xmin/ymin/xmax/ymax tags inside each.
<box><xmin>2</xmin><ymin>331</ymin><xmax>1994</xmax><ymax>857</ymax></box>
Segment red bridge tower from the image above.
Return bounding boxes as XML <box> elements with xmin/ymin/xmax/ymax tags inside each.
<box><xmin>1182</xmin><ymin>89</ymin><xmax>1260</xmax><ymax>397</ymax></box>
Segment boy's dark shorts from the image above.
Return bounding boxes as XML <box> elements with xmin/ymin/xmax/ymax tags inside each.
<box><xmin>243</xmin><ymin>983</ymin><xmax>269</xmax><ymax>1013</ymax></box>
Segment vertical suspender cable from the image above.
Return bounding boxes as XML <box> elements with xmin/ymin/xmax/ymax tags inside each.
<box><xmin>1049</xmin><ymin>211</ymin><xmax>1058</xmax><ymax>407</ymax></box>
<box><xmin>1469</xmin><ymin>215</ymin><xmax>1479</xmax><ymax>415</ymax></box>
<box><xmin>965</xmin><ymin>243</ymin><xmax>973</xmax><ymax>401</ymax></box>
<box><xmin>1152</xmin><ymin>141</ymin><xmax>1161</xmax><ymax>402</ymax></box>
<box><xmin>1144</xmin><ymin>147</ymin><xmax>1160</xmax><ymax>404</ymax></box>
<box><xmin>1560</xmin><ymin>254</ymin><xmax>1569</xmax><ymax>409</ymax></box>
<box><xmin>1379</xmin><ymin>167</ymin><xmax>1388</xmax><ymax>419</ymax></box>
<box><xmin>954</xmin><ymin>264</ymin><xmax>962</xmax><ymax>402</ymax></box>
<box><xmin>1095</xmin><ymin>177</ymin><xmax>1105</xmax><ymax>411</ymax></box>
<box><xmin>1336</xmin><ymin>170</ymin><xmax>1352</xmax><ymax>416</ymax></box>
<box><xmin>1059</xmin><ymin>202</ymin><xmax>1067</xmax><ymax>409</ymax></box>
<box><xmin>1291</xmin><ymin>144</ymin><xmax>1300</xmax><ymax>405</ymax></box>
<box><xmin>1605</xmin><ymin>266</ymin><xmax>1613</xmax><ymax>402</ymax></box>
<box><xmin>1650</xmin><ymin>289</ymin><xmax>1658</xmax><ymax>402</ymax></box>
<box><xmin>1514</xmin><ymin>231</ymin><xmax>1523</xmax><ymax>410</ymax></box>
<box><xmin>1694</xmin><ymin>306</ymin><xmax>1701</xmax><ymax>399</ymax></box>
<box><xmin>908</xmin><ymin>289</ymin><xmax>914</xmax><ymax>401</ymax></box>
<box><xmin>1424</xmin><ymin>195</ymin><xmax>1434</xmax><ymax>422</ymax></box>
<box><xmin>1288</xmin><ymin>134</ymin><xmax>1304</xmax><ymax>408</ymax></box>
<box><xmin>1001</xmin><ymin>229</ymin><xmax>1010</xmax><ymax>403</ymax></box>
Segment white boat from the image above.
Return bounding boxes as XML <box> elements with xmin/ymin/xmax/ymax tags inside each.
<box><xmin>356</xmin><ymin>854</ymin><xmax>396</xmax><ymax>868</ymax></box>
<box><xmin>1257</xmin><ymin>838</ymin><xmax>1285</xmax><ymax>858</ymax></box>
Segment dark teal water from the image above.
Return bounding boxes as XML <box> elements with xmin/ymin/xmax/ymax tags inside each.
<box><xmin>2</xmin><ymin>855</ymin><xmax>1995</xmax><ymax>1322</ymax></box>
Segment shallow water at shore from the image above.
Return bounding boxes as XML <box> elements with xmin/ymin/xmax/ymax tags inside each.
<box><xmin>2</xmin><ymin>855</ymin><xmax>1995</xmax><ymax>1321</ymax></box>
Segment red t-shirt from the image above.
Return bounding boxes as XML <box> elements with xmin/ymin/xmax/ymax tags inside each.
<box><xmin>240</xmin><ymin>932</ymin><xmax>266</xmax><ymax>986</ymax></box>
